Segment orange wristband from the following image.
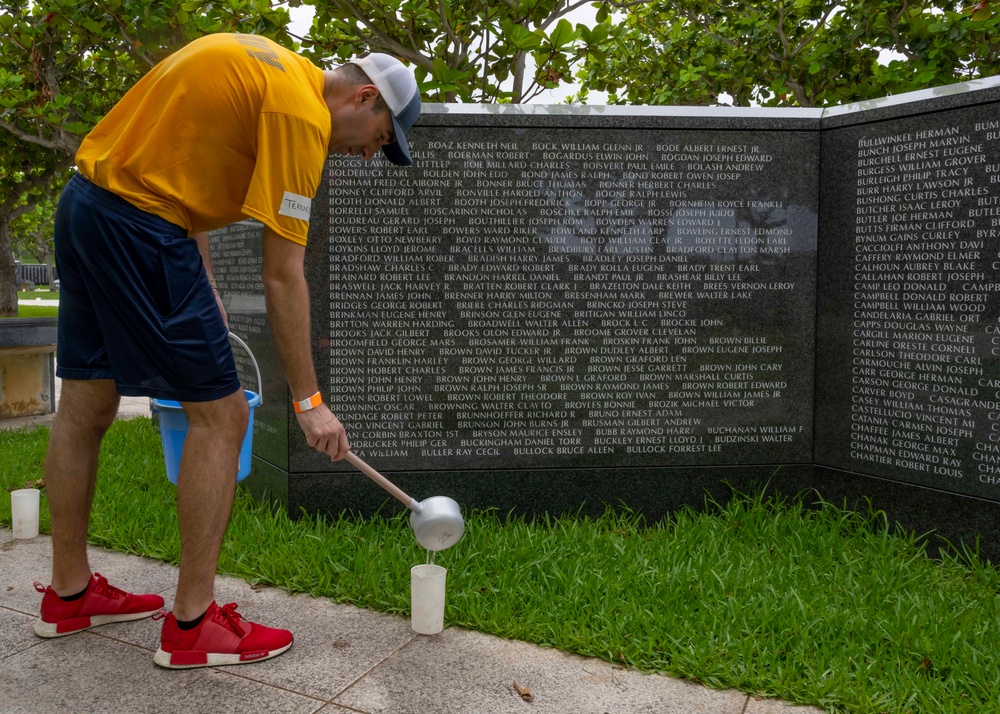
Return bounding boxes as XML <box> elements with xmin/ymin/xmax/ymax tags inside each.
<box><xmin>293</xmin><ymin>392</ymin><xmax>322</xmax><ymax>413</ymax></box>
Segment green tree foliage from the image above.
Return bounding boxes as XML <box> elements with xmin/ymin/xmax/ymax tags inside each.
<box><xmin>581</xmin><ymin>0</ymin><xmax>1000</xmax><ymax>107</ymax></box>
<box><xmin>11</xmin><ymin>182</ymin><xmax>61</xmax><ymax>284</ymax></box>
<box><xmin>0</xmin><ymin>0</ymin><xmax>295</xmax><ymax>315</ymax></box>
<box><xmin>0</xmin><ymin>131</ymin><xmax>67</xmax><ymax>312</ymax></box>
<box><xmin>301</xmin><ymin>0</ymin><xmax>610</xmax><ymax>102</ymax></box>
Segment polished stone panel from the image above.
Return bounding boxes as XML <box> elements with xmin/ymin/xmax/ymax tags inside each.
<box><xmin>805</xmin><ymin>465</ymin><xmax>1000</xmax><ymax>559</ymax></box>
<box><xmin>244</xmin><ymin>454</ymin><xmax>290</xmax><ymax>508</ymax></box>
<box><xmin>210</xmin><ymin>221</ymin><xmax>289</xmax><ymax>471</ymax></box>
<box><xmin>303</xmin><ymin>122</ymin><xmax>819</xmax><ymax>475</ymax></box>
<box><xmin>815</xmin><ymin>97</ymin><xmax>1000</xmax><ymax>500</ymax></box>
<box><xmin>208</xmin><ymin>79</ymin><xmax>1000</xmax><ymax>558</ymax></box>
<box><xmin>288</xmin><ymin>464</ymin><xmax>811</xmax><ymax>526</ymax></box>
<box><xmin>820</xmin><ymin>75</ymin><xmax>1000</xmax><ymax>127</ymax></box>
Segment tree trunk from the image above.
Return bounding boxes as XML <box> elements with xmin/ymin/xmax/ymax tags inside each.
<box><xmin>32</xmin><ymin>226</ymin><xmax>52</xmax><ymax>285</ymax></box>
<box><xmin>38</xmin><ymin>249</ymin><xmax>52</xmax><ymax>288</ymax></box>
<box><xmin>0</xmin><ymin>218</ymin><xmax>18</xmax><ymax>317</ymax></box>
<box><xmin>511</xmin><ymin>50</ymin><xmax>526</xmax><ymax>103</ymax></box>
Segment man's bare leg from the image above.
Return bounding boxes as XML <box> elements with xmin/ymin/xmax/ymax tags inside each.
<box><xmin>44</xmin><ymin>379</ymin><xmax>121</xmax><ymax>596</ymax></box>
<box><xmin>171</xmin><ymin>389</ymin><xmax>249</xmax><ymax>621</ymax></box>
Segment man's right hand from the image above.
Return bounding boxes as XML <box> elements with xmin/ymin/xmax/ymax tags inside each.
<box><xmin>296</xmin><ymin>403</ymin><xmax>350</xmax><ymax>461</ymax></box>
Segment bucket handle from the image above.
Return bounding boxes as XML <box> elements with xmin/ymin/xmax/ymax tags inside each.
<box><xmin>229</xmin><ymin>332</ymin><xmax>262</xmax><ymax>406</ymax></box>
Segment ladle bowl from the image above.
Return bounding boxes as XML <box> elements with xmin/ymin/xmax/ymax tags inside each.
<box><xmin>345</xmin><ymin>452</ymin><xmax>465</xmax><ymax>551</ymax></box>
<box><xmin>410</xmin><ymin>496</ymin><xmax>465</xmax><ymax>551</ymax></box>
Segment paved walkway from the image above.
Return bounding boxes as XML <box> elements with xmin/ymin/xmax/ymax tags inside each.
<box><xmin>2</xmin><ymin>381</ymin><xmax>822</xmax><ymax>713</ymax></box>
<box><xmin>0</xmin><ymin>530</ymin><xmax>821</xmax><ymax>714</ymax></box>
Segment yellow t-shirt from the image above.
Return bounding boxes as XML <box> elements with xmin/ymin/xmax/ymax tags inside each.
<box><xmin>76</xmin><ymin>33</ymin><xmax>330</xmax><ymax>245</ymax></box>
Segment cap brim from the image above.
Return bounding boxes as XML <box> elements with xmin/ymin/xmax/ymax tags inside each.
<box><xmin>381</xmin><ymin>115</ymin><xmax>412</xmax><ymax>166</ymax></box>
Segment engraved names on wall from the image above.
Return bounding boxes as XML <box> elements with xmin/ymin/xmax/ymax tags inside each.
<box><xmin>325</xmin><ymin>129</ymin><xmax>818</xmax><ymax>469</ymax></box>
<box><xmin>844</xmin><ymin>116</ymin><xmax>1000</xmax><ymax>496</ymax></box>
<box><xmin>210</xmin><ymin>220</ymin><xmax>286</xmax><ymax>464</ymax></box>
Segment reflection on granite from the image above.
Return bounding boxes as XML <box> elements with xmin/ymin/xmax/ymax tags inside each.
<box><xmin>217</xmin><ymin>81</ymin><xmax>1000</xmax><ymax>560</ymax></box>
<box><xmin>808</xmin><ymin>466</ymin><xmax>1000</xmax><ymax>561</ymax></box>
<box><xmin>421</xmin><ymin>102</ymin><xmax>825</xmax><ymax>123</ymax></box>
<box><xmin>210</xmin><ymin>221</ymin><xmax>289</xmax><ymax>469</ymax></box>
<box><xmin>816</xmin><ymin>102</ymin><xmax>1000</xmax><ymax>501</ymax></box>
<box><xmin>821</xmin><ymin>74</ymin><xmax>1000</xmax><ymax>121</ymax></box>
<box><xmin>280</xmin><ymin>462</ymin><xmax>1000</xmax><ymax>562</ymax></box>
<box><xmin>240</xmin><ymin>456</ymin><xmax>288</xmax><ymax>511</ymax></box>
<box><xmin>287</xmin><ymin>464</ymin><xmax>808</xmax><ymax>525</ymax></box>
<box><xmin>300</xmin><ymin>125</ymin><xmax>820</xmax><ymax>474</ymax></box>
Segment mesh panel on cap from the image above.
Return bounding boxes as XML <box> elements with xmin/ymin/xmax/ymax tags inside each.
<box><xmin>353</xmin><ymin>54</ymin><xmax>413</xmax><ymax>115</ymax></box>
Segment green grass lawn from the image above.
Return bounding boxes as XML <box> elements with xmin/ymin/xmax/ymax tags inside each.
<box><xmin>17</xmin><ymin>289</ymin><xmax>56</xmax><ymax>301</ymax></box>
<box><xmin>3</xmin><ymin>418</ymin><xmax>999</xmax><ymax>713</ymax></box>
<box><xmin>3</xmin><ymin>304</ymin><xmax>59</xmax><ymax>318</ymax></box>
<box><xmin>1</xmin><ymin>288</ymin><xmax>59</xmax><ymax>317</ymax></box>
<box><xmin>4</xmin><ymin>289</ymin><xmax>59</xmax><ymax>318</ymax></box>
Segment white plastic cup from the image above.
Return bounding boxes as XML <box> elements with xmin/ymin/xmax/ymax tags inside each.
<box><xmin>410</xmin><ymin>564</ymin><xmax>447</xmax><ymax>635</ymax></box>
<box><xmin>11</xmin><ymin>489</ymin><xmax>40</xmax><ymax>539</ymax></box>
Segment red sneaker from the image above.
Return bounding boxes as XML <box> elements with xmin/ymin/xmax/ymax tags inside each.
<box><xmin>153</xmin><ymin>601</ymin><xmax>293</xmax><ymax>669</ymax></box>
<box><xmin>33</xmin><ymin>573</ymin><xmax>165</xmax><ymax>638</ymax></box>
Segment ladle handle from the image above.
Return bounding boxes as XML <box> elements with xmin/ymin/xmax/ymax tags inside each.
<box><xmin>344</xmin><ymin>452</ymin><xmax>422</xmax><ymax>513</ymax></box>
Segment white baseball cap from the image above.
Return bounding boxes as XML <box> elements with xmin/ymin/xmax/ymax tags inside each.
<box><xmin>349</xmin><ymin>53</ymin><xmax>421</xmax><ymax>166</ymax></box>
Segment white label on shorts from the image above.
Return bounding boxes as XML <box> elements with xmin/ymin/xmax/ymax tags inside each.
<box><xmin>279</xmin><ymin>192</ymin><xmax>311</xmax><ymax>221</ymax></box>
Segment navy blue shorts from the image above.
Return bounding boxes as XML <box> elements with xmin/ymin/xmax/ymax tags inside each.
<box><xmin>54</xmin><ymin>173</ymin><xmax>240</xmax><ymax>402</ymax></box>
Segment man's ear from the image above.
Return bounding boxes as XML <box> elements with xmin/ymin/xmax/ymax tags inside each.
<box><xmin>356</xmin><ymin>85</ymin><xmax>380</xmax><ymax>108</ymax></box>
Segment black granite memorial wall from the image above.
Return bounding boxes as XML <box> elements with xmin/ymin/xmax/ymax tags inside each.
<box><xmin>210</xmin><ymin>77</ymin><xmax>1000</xmax><ymax>558</ymax></box>
<box><xmin>815</xmin><ymin>89</ymin><xmax>1000</xmax><ymax>500</ymax></box>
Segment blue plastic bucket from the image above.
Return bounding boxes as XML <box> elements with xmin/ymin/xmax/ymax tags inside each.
<box><xmin>151</xmin><ymin>390</ymin><xmax>262</xmax><ymax>484</ymax></box>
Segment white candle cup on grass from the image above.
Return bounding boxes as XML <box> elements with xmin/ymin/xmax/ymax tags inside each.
<box><xmin>410</xmin><ymin>564</ymin><xmax>447</xmax><ymax>635</ymax></box>
<box><xmin>11</xmin><ymin>489</ymin><xmax>40</xmax><ymax>539</ymax></box>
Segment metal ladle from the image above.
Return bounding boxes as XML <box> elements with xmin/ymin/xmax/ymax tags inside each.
<box><xmin>344</xmin><ymin>452</ymin><xmax>465</xmax><ymax>552</ymax></box>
